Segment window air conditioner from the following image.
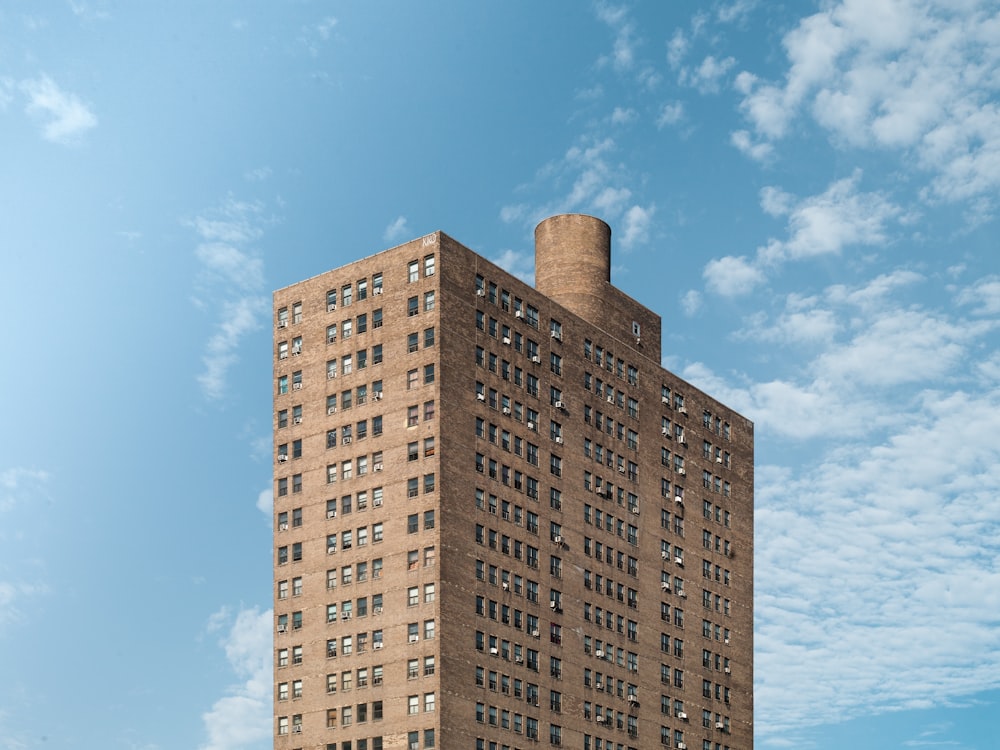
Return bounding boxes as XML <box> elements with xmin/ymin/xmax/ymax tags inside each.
<box><xmin>502</xmin><ymin>407</ymin><xmax>511</xmax><ymax>415</ymax></box>
<box><xmin>531</xmin><ymin>629</ymin><xmax>539</xmax><ymax>637</ymax></box>
<box><xmin>618</xmin><ymin>466</ymin><xmax>626</xmax><ymax>474</ymax></box>
<box><xmin>724</xmin><ymin>667</ymin><xmax>731</xmax><ymax>674</ymax></box>
<box><xmin>662</xmin><ymin>428</ymin><xmax>669</xmax><ymax>436</ymax></box>
<box><xmin>716</xmin><ymin>457</ymin><xmax>723</xmax><ymax>463</ymax></box>
<box><xmin>531</xmin><ymin>355</ymin><xmax>540</xmax><ymax>363</ymax></box>
<box><xmin>661</xmin><ymin>582</ymin><xmax>670</xmax><ymax>591</ymax></box>
<box><xmin>343</xmin><ymin>437</ymin><xmax>351</xmax><ymax>444</ymax></box>
<box><xmin>502</xmin><ymin>581</ymin><xmax>509</xmax><ymax>590</ymax></box>
<box><xmin>476</xmin><ymin>288</ymin><xmax>485</xmax><ymax>297</ymax></box>
<box><xmin>595</xmin><ymin>716</ymin><xmax>604</xmax><ymax>724</ymax></box>
<box><xmin>607</xmin><ymin>395</ymin><xmax>615</xmax><ymax>403</ymax></box>
<box><xmin>292</xmin><ymin>725</ymin><xmax>302</xmax><ymax>733</ymax></box>
<box><xmin>327</xmin><ymin>509</ymin><xmax>337</xmax><ymax>519</ymax></box>
<box><xmin>675</xmin><ymin>556</ymin><xmax>683</xmax><ymax>565</ymax></box>
<box><xmin>409</xmin><ymin>634</ymin><xmax>419</xmax><ymax>643</ymax></box>
<box><xmin>527</xmin><ymin>421</ymin><xmax>535</xmax><ymax>429</ymax></box>
<box><xmin>476</xmin><ymin>393</ymin><xmax>486</xmax><ymax>402</ymax></box>
<box><xmin>675</xmin><ymin>495</ymin><xmax>683</xmax><ymax>504</ymax></box>
<box><xmin>555</xmin><ymin>436</ymin><xmax>563</xmax><ymax>444</ymax></box>
<box><xmin>595</xmin><ymin>649</ymin><xmax>604</xmax><ymax>657</ymax></box>
<box><xmin>373</xmin><ymin>392</ymin><xmax>382</xmax><ymax>401</ymax></box>
<box><xmin>503</xmin><ymin>337</ymin><xmax>511</xmax><ymax>345</ymax></box>
<box><xmin>661</xmin><ymin>551</ymin><xmax>669</xmax><ymax>559</ymax></box>
<box><xmin>277</xmin><ymin>624</ymin><xmax>286</xmax><ymax>633</ymax></box>
<box><xmin>677</xmin><ymin>468</ymin><xmax>686</xmax><ymax>475</ymax></box>
<box><xmin>278</xmin><ymin>321</ymin><xmax>288</xmax><ymax>328</ymax></box>
<box><xmin>374</xmin><ymin>606</ymin><xmax>383</xmax><ymax>615</ymax></box>
<box><xmin>678</xmin><ymin>407</ymin><xmax>688</xmax><ymax>415</ymax></box>
<box><xmin>551</xmin><ymin>331</ymin><xmax>561</xmax><ymax>340</ymax></box>
<box><xmin>373</xmin><ymin>464</ymin><xmax>383</xmax><ymax>473</ymax></box>
<box><xmin>328</xmin><ymin>303</ymin><xmax>337</xmax><ymax>311</ymax></box>
<box><xmin>490</xmin><ymin>647</ymin><xmax>499</xmax><ymax>655</ymax></box>
<box><xmin>277</xmin><ymin>455</ymin><xmax>288</xmax><ymax>462</ymax></box>
<box><xmin>515</xmin><ymin>310</ymin><xmax>524</xmax><ymax>319</ymax></box>
<box><xmin>716</xmin><ymin>722</ymin><xmax>724</xmax><ymax>730</ymax></box>
<box><xmin>549</xmin><ymin>601</ymin><xmax>557</xmax><ymax>609</ymax></box>
<box><xmin>553</xmin><ymin>535</ymin><xmax>563</xmax><ymax>545</ymax></box>
<box><xmin>554</xmin><ymin>400</ymin><xmax>564</xmax><ymax>409</ymax></box>
<box><xmin>279</xmin><ymin>523</ymin><xmax>288</xmax><ymax>531</ymax></box>
<box><xmin>328</xmin><ymin>406</ymin><xmax>337</xmax><ymax>415</ymax></box>
<box><xmin>293</xmin><ymin>416</ymin><xmax>302</xmax><ymax>424</ymax></box>
<box><xmin>374</xmin><ymin>642</ymin><xmax>384</xmax><ymax>650</ymax></box>
<box><xmin>292</xmin><ymin>382</ymin><xmax>302</xmax><ymax>390</ymax></box>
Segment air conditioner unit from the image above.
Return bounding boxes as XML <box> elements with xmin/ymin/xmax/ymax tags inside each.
<box><xmin>595</xmin><ymin>715</ymin><xmax>605</xmax><ymax>724</ymax></box>
<box><xmin>328</xmin><ymin>303</ymin><xmax>337</xmax><ymax>311</ymax></box>
<box><xmin>343</xmin><ymin>437</ymin><xmax>351</xmax><ymax>445</ymax></box>
<box><xmin>277</xmin><ymin>624</ymin><xmax>287</xmax><ymax>633</ymax></box>
<box><xmin>327</xmin><ymin>509</ymin><xmax>337</xmax><ymax>519</ymax></box>
<box><xmin>678</xmin><ymin>590</ymin><xmax>687</xmax><ymax>598</ymax></box>
<box><xmin>374</xmin><ymin>606</ymin><xmax>383</xmax><ymax>615</ymax></box>
<box><xmin>675</xmin><ymin>495</ymin><xmax>683</xmax><ymax>504</ymax></box>
<box><xmin>677</xmin><ymin>743</ymin><xmax>686</xmax><ymax>750</ymax></box>
<box><xmin>476</xmin><ymin>393</ymin><xmax>486</xmax><ymax>402</ymax></box>
<box><xmin>373</xmin><ymin>392</ymin><xmax>383</xmax><ymax>401</ymax></box>
<box><xmin>716</xmin><ymin>722</ymin><xmax>724</xmax><ymax>730</ymax></box>
<box><xmin>373</xmin><ymin>497</ymin><xmax>382</xmax><ymax>506</ymax></box>
<box><xmin>327</xmin><ymin>406</ymin><xmax>337</xmax><ymax>415</ymax></box>
<box><xmin>675</xmin><ymin>556</ymin><xmax>683</xmax><ymax>565</ymax></box>
<box><xmin>291</xmin><ymin>347</ymin><xmax>301</xmax><ymax>356</ymax></box>
<box><xmin>531</xmin><ymin>355</ymin><xmax>540</xmax><ymax>363</ymax></box>
<box><xmin>328</xmin><ymin>336</ymin><xmax>337</xmax><ymax>346</ymax></box>
<box><xmin>549</xmin><ymin>601</ymin><xmax>557</xmax><ymax>609</ymax></box>
<box><xmin>628</xmin><ymin>694</ymin><xmax>638</xmax><ymax>704</ymax></box>
<box><xmin>342</xmin><ymin>612</ymin><xmax>351</xmax><ymax>620</ymax></box>
<box><xmin>618</xmin><ymin>466</ymin><xmax>626</xmax><ymax>474</ymax></box>
<box><xmin>662</xmin><ymin>428</ymin><xmax>669</xmax><ymax>437</ymax></box>
<box><xmin>716</xmin><ymin>457</ymin><xmax>723</xmax><ymax>464</ymax></box>
<box><xmin>678</xmin><ymin>407</ymin><xmax>688</xmax><ymax>416</ymax></box>
<box><xmin>373</xmin><ymin>464</ymin><xmax>383</xmax><ymax>473</ymax></box>
<box><xmin>554</xmin><ymin>400</ymin><xmax>564</xmax><ymax>409</ymax></box>
<box><xmin>476</xmin><ymin>288</ymin><xmax>486</xmax><ymax>297</ymax></box>
<box><xmin>502</xmin><ymin>581</ymin><xmax>509</xmax><ymax>590</ymax></box>
<box><xmin>595</xmin><ymin>649</ymin><xmax>604</xmax><ymax>658</ymax></box>
<box><xmin>327</xmin><ymin>547</ymin><xmax>336</xmax><ymax>554</ymax></box>
<box><xmin>503</xmin><ymin>337</ymin><xmax>511</xmax><ymax>345</ymax></box>
<box><xmin>279</xmin><ymin>352</ymin><xmax>288</xmax><ymax>360</ymax></box>
<box><xmin>292</xmin><ymin>725</ymin><xmax>302</xmax><ymax>733</ymax></box>
<box><xmin>515</xmin><ymin>310</ymin><xmax>524</xmax><ymax>319</ymax></box>
<box><xmin>293</xmin><ymin>416</ymin><xmax>302</xmax><ymax>425</ymax></box>
<box><xmin>502</xmin><ymin>407</ymin><xmax>511</xmax><ymax>415</ymax></box>
<box><xmin>677</xmin><ymin>433</ymin><xmax>686</xmax><ymax>444</ymax></box>
<box><xmin>531</xmin><ymin>629</ymin><xmax>539</xmax><ymax>637</ymax></box>
<box><xmin>278</xmin><ymin>321</ymin><xmax>288</xmax><ymax>328</ymax></box>
<box><xmin>277</xmin><ymin>454</ymin><xmax>288</xmax><ymax>462</ymax></box>
<box><xmin>409</xmin><ymin>634</ymin><xmax>419</xmax><ymax>643</ymax></box>
<box><xmin>374</xmin><ymin>642</ymin><xmax>384</xmax><ymax>650</ymax></box>
<box><xmin>550</xmin><ymin>331</ymin><xmax>561</xmax><ymax>340</ymax></box>
<box><xmin>279</xmin><ymin>523</ymin><xmax>289</xmax><ymax>531</ymax></box>
<box><xmin>724</xmin><ymin>667</ymin><xmax>731</xmax><ymax>674</ymax></box>
<box><xmin>515</xmin><ymin>655</ymin><xmax>524</xmax><ymax>663</ymax></box>
<box><xmin>490</xmin><ymin>647</ymin><xmax>499</xmax><ymax>655</ymax></box>
<box><xmin>553</xmin><ymin>535</ymin><xmax>563</xmax><ymax>545</ymax></box>
<box><xmin>661</xmin><ymin>582</ymin><xmax>670</xmax><ymax>591</ymax></box>
<box><xmin>527</xmin><ymin>421</ymin><xmax>535</xmax><ymax>429</ymax></box>
<box><xmin>554</xmin><ymin>436</ymin><xmax>563</xmax><ymax>444</ymax></box>
<box><xmin>661</xmin><ymin>551</ymin><xmax>669</xmax><ymax>560</ymax></box>
<box><xmin>292</xmin><ymin>382</ymin><xmax>302</xmax><ymax>390</ymax></box>
<box><xmin>675</xmin><ymin>710</ymin><xmax>687</xmax><ymax>720</ymax></box>
<box><xmin>677</xmin><ymin>468</ymin><xmax>686</xmax><ymax>475</ymax></box>
<box><xmin>373</xmin><ymin>287</ymin><xmax>383</xmax><ymax>295</ymax></box>
<box><xmin>724</xmin><ymin>637</ymin><xmax>730</xmax><ymax>645</ymax></box>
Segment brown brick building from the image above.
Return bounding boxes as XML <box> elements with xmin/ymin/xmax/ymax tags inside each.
<box><xmin>272</xmin><ymin>214</ymin><xmax>753</xmax><ymax>750</ymax></box>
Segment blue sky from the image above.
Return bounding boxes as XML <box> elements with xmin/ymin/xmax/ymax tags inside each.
<box><xmin>1</xmin><ymin>1</ymin><xmax>998</xmax><ymax>749</ymax></box>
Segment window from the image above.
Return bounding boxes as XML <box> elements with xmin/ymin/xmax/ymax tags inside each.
<box><xmin>424</xmin><ymin>291</ymin><xmax>435</xmax><ymax>311</ymax></box>
<box><xmin>424</xmin><ymin>254</ymin><xmax>436</xmax><ymax>276</ymax></box>
<box><xmin>424</xmin><ymin>327</ymin><xmax>435</xmax><ymax>347</ymax></box>
<box><xmin>424</xmin><ymin>364</ymin><xmax>435</xmax><ymax>384</ymax></box>
<box><xmin>408</xmin><ymin>260</ymin><xmax>419</xmax><ymax>282</ymax></box>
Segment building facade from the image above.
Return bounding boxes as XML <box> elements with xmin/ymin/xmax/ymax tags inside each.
<box><xmin>272</xmin><ymin>214</ymin><xmax>753</xmax><ymax>750</ymax></box>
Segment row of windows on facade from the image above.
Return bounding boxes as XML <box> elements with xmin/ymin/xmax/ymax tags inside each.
<box><xmin>276</xmin><ymin>621</ymin><xmax>435</xmax><ymax>668</ymax></box>
<box><xmin>477</xmin><ymin>487</ymin><xmax>566</xmax><ymax>527</ymax></box>
<box><xmin>581</xmin><ymin>504</ymin><xmax>640</xmax><ymax>547</ymax></box>
<box><xmin>579</xmin><ymin>635</ymin><xmax>640</xmax><ymax>672</ymax></box>
<box><xmin>475</xmin><ymin>595</ymin><xmax>564</xmax><ymax>640</ymax></box>
<box><xmin>475</xmin><ymin>275</ymin><xmax>543</xmax><ymax>329</ymax></box>
<box><xmin>275</xmin><ymin>252</ymin><xmax>434</xmax><ymax>325</ymax></box>
<box><xmin>275</xmin><ymin>326</ymin><xmax>434</xmax><ymax>396</ymax></box>
<box><xmin>583</xmin><ymin>570</ymin><xmax>639</xmax><ymax>610</ymax></box>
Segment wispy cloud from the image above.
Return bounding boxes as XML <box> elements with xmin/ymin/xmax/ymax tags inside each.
<box><xmin>189</xmin><ymin>197</ymin><xmax>271</xmax><ymax>401</ymax></box>
<box><xmin>492</xmin><ymin>249</ymin><xmax>535</xmax><ymax>285</ymax></box>
<box><xmin>704</xmin><ymin>171</ymin><xmax>903</xmax><ymax>296</ymax></box>
<box><xmin>383</xmin><ymin>215</ymin><xmax>410</xmax><ymax>243</ymax></box>
<box><xmin>20</xmin><ymin>74</ymin><xmax>97</xmax><ymax>144</ymax></box>
<box><xmin>734</xmin><ymin>1</ymin><xmax>1000</xmax><ymax>212</ymax></box>
<box><xmin>200</xmin><ymin>606</ymin><xmax>272</xmax><ymax>750</ymax></box>
<box><xmin>682</xmin><ymin>268</ymin><xmax>1000</xmax><ymax>739</ymax></box>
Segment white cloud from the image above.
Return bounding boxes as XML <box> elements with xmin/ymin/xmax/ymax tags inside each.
<box><xmin>656</xmin><ymin>101</ymin><xmax>685</xmax><ymax>128</ymax></box>
<box><xmin>729</xmin><ymin>129</ymin><xmax>773</xmax><ymax>161</ymax></box>
<box><xmin>315</xmin><ymin>16</ymin><xmax>338</xmax><ymax>40</ymax></box>
<box><xmin>703</xmin><ymin>255</ymin><xmax>765</xmax><ymax>296</ymax></box>
<box><xmin>610</xmin><ymin>106</ymin><xmax>636</xmax><ymax>125</ymax></box>
<box><xmin>680</xmin><ymin>289</ymin><xmax>702</xmax><ymax>317</ymax></box>
<box><xmin>255</xmin><ymin>487</ymin><xmax>272</xmax><ymax>516</ymax></box>
<box><xmin>735</xmin><ymin>1</ymin><xmax>1000</xmax><ymax>209</ymax></box>
<box><xmin>681</xmin><ymin>54</ymin><xmax>736</xmax><ymax>93</ymax></box>
<box><xmin>717</xmin><ymin>0</ymin><xmax>757</xmax><ymax>24</ymax></box>
<box><xmin>20</xmin><ymin>74</ymin><xmax>97</xmax><ymax>144</ymax></box>
<box><xmin>0</xmin><ymin>468</ymin><xmax>49</xmax><ymax>512</ymax></box>
<box><xmin>383</xmin><ymin>215</ymin><xmax>410</xmax><ymax>243</ymax></box>
<box><xmin>243</xmin><ymin>167</ymin><xmax>271</xmax><ymax>183</ymax></box>
<box><xmin>666</xmin><ymin>29</ymin><xmax>688</xmax><ymax>68</ymax></box>
<box><xmin>619</xmin><ymin>204</ymin><xmax>654</xmax><ymax>250</ymax></box>
<box><xmin>955</xmin><ymin>274</ymin><xmax>1000</xmax><ymax>316</ymax></box>
<box><xmin>757</xmin><ymin>170</ymin><xmax>901</xmax><ymax>263</ymax></box>
<box><xmin>200</xmin><ymin>606</ymin><xmax>272</xmax><ymax>750</ymax></box>
<box><xmin>190</xmin><ymin>198</ymin><xmax>271</xmax><ymax>401</ymax></box>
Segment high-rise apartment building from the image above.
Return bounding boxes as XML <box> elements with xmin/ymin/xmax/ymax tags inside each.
<box><xmin>272</xmin><ymin>214</ymin><xmax>753</xmax><ymax>750</ymax></box>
